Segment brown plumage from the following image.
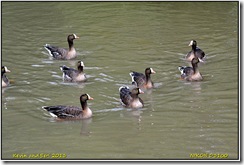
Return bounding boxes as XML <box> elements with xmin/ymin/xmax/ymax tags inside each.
<box><xmin>44</xmin><ymin>34</ymin><xmax>79</xmax><ymax>60</ymax></box>
<box><xmin>42</xmin><ymin>94</ymin><xmax>93</xmax><ymax>119</ymax></box>
<box><xmin>129</xmin><ymin>67</ymin><xmax>156</xmax><ymax>89</ymax></box>
<box><xmin>119</xmin><ymin>86</ymin><xmax>144</xmax><ymax>108</ymax></box>
<box><xmin>178</xmin><ymin>58</ymin><xmax>203</xmax><ymax>81</ymax></box>
<box><xmin>185</xmin><ymin>40</ymin><xmax>205</xmax><ymax>62</ymax></box>
<box><xmin>60</xmin><ymin>61</ymin><xmax>87</xmax><ymax>82</ymax></box>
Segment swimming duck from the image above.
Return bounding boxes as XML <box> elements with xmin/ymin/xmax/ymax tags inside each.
<box><xmin>2</xmin><ymin>66</ymin><xmax>11</xmax><ymax>87</ymax></box>
<box><xmin>60</xmin><ymin>61</ymin><xmax>87</xmax><ymax>82</ymax></box>
<box><xmin>185</xmin><ymin>40</ymin><xmax>205</xmax><ymax>62</ymax></box>
<box><xmin>129</xmin><ymin>67</ymin><xmax>156</xmax><ymax>89</ymax></box>
<box><xmin>119</xmin><ymin>86</ymin><xmax>144</xmax><ymax>108</ymax></box>
<box><xmin>44</xmin><ymin>34</ymin><xmax>79</xmax><ymax>60</ymax></box>
<box><xmin>42</xmin><ymin>94</ymin><xmax>93</xmax><ymax>119</ymax></box>
<box><xmin>178</xmin><ymin>57</ymin><xmax>203</xmax><ymax>81</ymax></box>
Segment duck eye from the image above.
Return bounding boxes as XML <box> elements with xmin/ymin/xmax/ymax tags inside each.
<box><xmin>80</xmin><ymin>95</ymin><xmax>86</xmax><ymax>101</ymax></box>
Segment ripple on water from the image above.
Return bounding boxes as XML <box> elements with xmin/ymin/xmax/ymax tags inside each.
<box><xmin>31</xmin><ymin>64</ymin><xmax>45</xmax><ymax>67</ymax></box>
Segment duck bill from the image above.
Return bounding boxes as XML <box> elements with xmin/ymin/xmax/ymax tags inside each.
<box><xmin>86</xmin><ymin>94</ymin><xmax>94</xmax><ymax>100</ymax></box>
<box><xmin>5</xmin><ymin>68</ymin><xmax>11</xmax><ymax>73</ymax></box>
<box><xmin>73</xmin><ymin>34</ymin><xmax>79</xmax><ymax>39</ymax></box>
<box><xmin>139</xmin><ymin>89</ymin><xmax>144</xmax><ymax>94</ymax></box>
<box><xmin>188</xmin><ymin>40</ymin><xmax>193</xmax><ymax>46</ymax></box>
<box><xmin>198</xmin><ymin>58</ymin><xmax>205</xmax><ymax>63</ymax></box>
<box><xmin>150</xmin><ymin>68</ymin><xmax>156</xmax><ymax>74</ymax></box>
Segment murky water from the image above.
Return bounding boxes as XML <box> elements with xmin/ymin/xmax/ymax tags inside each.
<box><xmin>1</xmin><ymin>2</ymin><xmax>239</xmax><ymax>160</ymax></box>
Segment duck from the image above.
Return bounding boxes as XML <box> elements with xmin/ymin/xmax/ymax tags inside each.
<box><xmin>42</xmin><ymin>93</ymin><xmax>93</xmax><ymax>119</ymax></box>
<box><xmin>129</xmin><ymin>67</ymin><xmax>156</xmax><ymax>89</ymax></box>
<box><xmin>119</xmin><ymin>86</ymin><xmax>144</xmax><ymax>108</ymax></box>
<box><xmin>44</xmin><ymin>34</ymin><xmax>79</xmax><ymax>60</ymax></box>
<box><xmin>60</xmin><ymin>61</ymin><xmax>87</xmax><ymax>82</ymax></box>
<box><xmin>178</xmin><ymin>57</ymin><xmax>203</xmax><ymax>81</ymax></box>
<box><xmin>185</xmin><ymin>40</ymin><xmax>205</xmax><ymax>62</ymax></box>
<box><xmin>2</xmin><ymin>66</ymin><xmax>11</xmax><ymax>87</ymax></box>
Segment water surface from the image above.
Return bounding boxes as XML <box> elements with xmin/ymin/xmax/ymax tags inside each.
<box><xmin>1</xmin><ymin>2</ymin><xmax>239</xmax><ymax>160</ymax></box>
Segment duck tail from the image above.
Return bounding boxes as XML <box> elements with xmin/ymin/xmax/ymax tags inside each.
<box><xmin>129</xmin><ymin>72</ymin><xmax>136</xmax><ymax>84</ymax></box>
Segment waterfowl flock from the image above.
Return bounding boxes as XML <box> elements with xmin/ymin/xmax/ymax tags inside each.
<box><xmin>2</xmin><ymin>34</ymin><xmax>206</xmax><ymax>120</ymax></box>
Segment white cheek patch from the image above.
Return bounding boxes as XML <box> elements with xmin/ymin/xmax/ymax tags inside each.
<box><xmin>139</xmin><ymin>88</ymin><xmax>144</xmax><ymax>94</ymax></box>
<box><xmin>4</xmin><ymin>66</ymin><xmax>10</xmax><ymax>72</ymax></box>
<box><xmin>189</xmin><ymin>40</ymin><xmax>193</xmax><ymax>46</ymax></box>
<box><xmin>87</xmin><ymin>94</ymin><xmax>91</xmax><ymax>100</ymax></box>
<box><xmin>73</xmin><ymin>34</ymin><xmax>78</xmax><ymax>39</ymax></box>
<box><xmin>150</xmin><ymin>68</ymin><xmax>156</xmax><ymax>74</ymax></box>
<box><xmin>80</xmin><ymin>61</ymin><xmax>85</xmax><ymax>67</ymax></box>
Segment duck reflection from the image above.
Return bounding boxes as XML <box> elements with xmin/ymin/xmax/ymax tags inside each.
<box><xmin>46</xmin><ymin>117</ymin><xmax>92</xmax><ymax>136</ymax></box>
<box><xmin>191</xmin><ymin>81</ymin><xmax>202</xmax><ymax>94</ymax></box>
<box><xmin>183</xmin><ymin>81</ymin><xmax>202</xmax><ymax>94</ymax></box>
<box><xmin>121</xmin><ymin>109</ymin><xmax>143</xmax><ymax>131</ymax></box>
<box><xmin>80</xmin><ymin>118</ymin><xmax>92</xmax><ymax>136</ymax></box>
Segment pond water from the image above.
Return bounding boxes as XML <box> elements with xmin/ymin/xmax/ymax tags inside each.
<box><xmin>1</xmin><ymin>2</ymin><xmax>239</xmax><ymax>160</ymax></box>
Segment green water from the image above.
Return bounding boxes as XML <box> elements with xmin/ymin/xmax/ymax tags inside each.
<box><xmin>1</xmin><ymin>2</ymin><xmax>239</xmax><ymax>160</ymax></box>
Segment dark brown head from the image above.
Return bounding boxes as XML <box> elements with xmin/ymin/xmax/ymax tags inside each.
<box><xmin>67</xmin><ymin>34</ymin><xmax>79</xmax><ymax>42</ymax></box>
<box><xmin>80</xmin><ymin>94</ymin><xmax>93</xmax><ymax>110</ymax></box>
<box><xmin>77</xmin><ymin>61</ymin><xmax>85</xmax><ymax>72</ymax></box>
<box><xmin>189</xmin><ymin>40</ymin><xmax>197</xmax><ymax>51</ymax></box>
<box><xmin>189</xmin><ymin>40</ymin><xmax>197</xmax><ymax>47</ymax></box>
<box><xmin>67</xmin><ymin>34</ymin><xmax>79</xmax><ymax>48</ymax></box>
<box><xmin>145</xmin><ymin>67</ymin><xmax>156</xmax><ymax>75</ymax></box>
<box><xmin>131</xmin><ymin>88</ymin><xmax>144</xmax><ymax>96</ymax></box>
<box><xmin>2</xmin><ymin>66</ymin><xmax>10</xmax><ymax>75</ymax></box>
<box><xmin>80</xmin><ymin>93</ymin><xmax>93</xmax><ymax>103</ymax></box>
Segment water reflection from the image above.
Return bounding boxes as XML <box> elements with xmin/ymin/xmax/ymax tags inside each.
<box><xmin>181</xmin><ymin>81</ymin><xmax>203</xmax><ymax>94</ymax></box>
<box><xmin>45</xmin><ymin>116</ymin><xmax>93</xmax><ymax>136</ymax></box>
<box><xmin>120</xmin><ymin>109</ymin><xmax>143</xmax><ymax>131</ymax></box>
<box><xmin>1</xmin><ymin>96</ymin><xmax>16</xmax><ymax>110</ymax></box>
<box><xmin>80</xmin><ymin>118</ymin><xmax>92</xmax><ymax>136</ymax></box>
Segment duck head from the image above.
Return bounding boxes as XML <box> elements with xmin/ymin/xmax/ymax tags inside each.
<box><xmin>2</xmin><ymin>66</ymin><xmax>11</xmax><ymax>74</ymax></box>
<box><xmin>80</xmin><ymin>93</ymin><xmax>94</xmax><ymax>103</ymax></box>
<box><xmin>131</xmin><ymin>88</ymin><xmax>144</xmax><ymax>95</ymax></box>
<box><xmin>145</xmin><ymin>67</ymin><xmax>156</xmax><ymax>75</ymax></box>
